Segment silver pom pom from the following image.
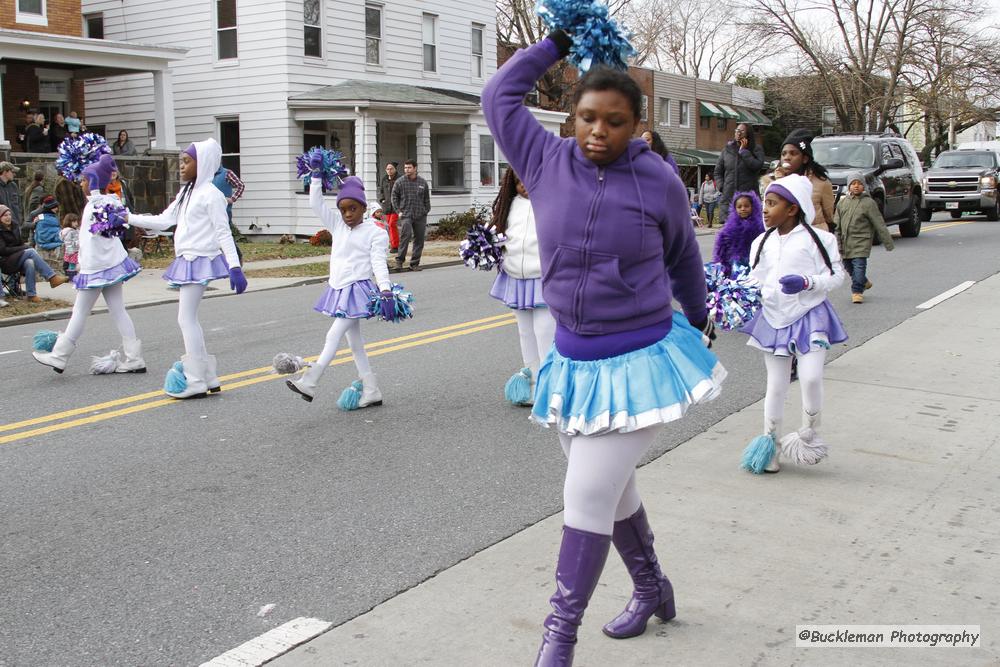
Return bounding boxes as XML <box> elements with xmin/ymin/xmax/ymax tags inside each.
<box><xmin>273</xmin><ymin>353</ymin><xmax>308</xmax><ymax>375</ymax></box>
<box><xmin>90</xmin><ymin>350</ymin><xmax>121</xmax><ymax>375</ymax></box>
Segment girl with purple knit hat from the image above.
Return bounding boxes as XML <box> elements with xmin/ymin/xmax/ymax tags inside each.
<box><xmin>483</xmin><ymin>29</ymin><xmax>725</xmax><ymax>667</ymax></box>
<box><xmin>128</xmin><ymin>139</ymin><xmax>247</xmax><ymax>399</ymax></box>
<box><xmin>33</xmin><ymin>154</ymin><xmax>145</xmax><ymax>375</ymax></box>
<box><xmin>285</xmin><ymin>166</ymin><xmax>392</xmax><ymax>409</ymax></box>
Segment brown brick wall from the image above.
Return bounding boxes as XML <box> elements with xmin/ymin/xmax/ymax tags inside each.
<box><xmin>0</xmin><ymin>0</ymin><xmax>82</xmax><ymax>36</ymax></box>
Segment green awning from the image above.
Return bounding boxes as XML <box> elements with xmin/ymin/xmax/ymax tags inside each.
<box><xmin>669</xmin><ymin>151</ymin><xmax>700</xmax><ymax>166</ymax></box>
<box><xmin>671</xmin><ymin>148</ymin><xmax>722</xmax><ymax>167</ymax></box>
<box><xmin>716</xmin><ymin>104</ymin><xmax>741</xmax><ymax>120</ymax></box>
<box><xmin>752</xmin><ymin>110</ymin><xmax>773</xmax><ymax>126</ymax></box>
<box><xmin>736</xmin><ymin>108</ymin><xmax>758</xmax><ymax>124</ymax></box>
<box><xmin>699</xmin><ymin>101</ymin><xmax>725</xmax><ymax>118</ymax></box>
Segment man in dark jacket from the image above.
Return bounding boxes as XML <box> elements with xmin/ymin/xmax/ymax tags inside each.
<box><xmin>49</xmin><ymin>113</ymin><xmax>69</xmax><ymax>152</ymax></box>
<box><xmin>377</xmin><ymin>162</ymin><xmax>400</xmax><ymax>252</ymax></box>
<box><xmin>714</xmin><ymin>123</ymin><xmax>765</xmax><ymax>221</ymax></box>
<box><xmin>0</xmin><ymin>162</ymin><xmax>23</xmax><ymax>226</ymax></box>
<box><xmin>390</xmin><ymin>159</ymin><xmax>431</xmax><ymax>271</ymax></box>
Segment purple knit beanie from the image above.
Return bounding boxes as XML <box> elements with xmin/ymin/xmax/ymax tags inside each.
<box><xmin>82</xmin><ymin>155</ymin><xmax>116</xmax><ymax>191</ymax></box>
<box><xmin>183</xmin><ymin>143</ymin><xmax>198</xmax><ymax>161</ymax></box>
<box><xmin>336</xmin><ymin>176</ymin><xmax>367</xmax><ymax>207</ymax></box>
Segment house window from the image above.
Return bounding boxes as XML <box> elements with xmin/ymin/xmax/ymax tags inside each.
<box><xmin>479</xmin><ymin>135</ymin><xmax>509</xmax><ymax>187</ymax></box>
<box><xmin>301</xmin><ymin>120</ymin><xmax>355</xmax><ymax>182</ymax></box>
<box><xmin>84</xmin><ymin>13</ymin><xmax>104</xmax><ymax>39</ymax></box>
<box><xmin>471</xmin><ymin>24</ymin><xmax>485</xmax><ymax>79</ymax></box>
<box><xmin>679</xmin><ymin>101</ymin><xmax>690</xmax><ymax>128</ymax></box>
<box><xmin>304</xmin><ymin>0</ymin><xmax>321</xmax><ymax>57</ymax></box>
<box><xmin>147</xmin><ymin>121</ymin><xmax>157</xmax><ymax>147</ymax></box>
<box><xmin>640</xmin><ymin>95</ymin><xmax>648</xmax><ymax>122</ymax></box>
<box><xmin>700</xmin><ymin>116</ymin><xmax>710</xmax><ymax>129</ymax></box>
<box><xmin>717</xmin><ymin>117</ymin><xmax>727</xmax><ymax>130</ymax></box>
<box><xmin>433</xmin><ymin>132</ymin><xmax>464</xmax><ymax>189</ymax></box>
<box><xmin>659</xmin><ymin>98</ymin><xmax>670</xmax><ymax>125</ymax></box>
<box><xmin>219</xmin><ymin>118</ymin><xmax>240</xmax><ymax>175</ymax></box>
<box><xmin>217</xmin><ymin>0</ymin><xmax>238</xmax><ymax>60</ymax></box>
<box><xmin>423</xmin><ymin>14</ymin><xmax>438</xmax><ymax>72</ymax></box>
<box><xmin>16</xmin><ymin>0</ymin><xmax>47</xmax><ymax>26</ymax></box>
<box><xmin>365</xmin><ymin>4</ymin><xmax>382</xmax><ymax>66</ymax></box>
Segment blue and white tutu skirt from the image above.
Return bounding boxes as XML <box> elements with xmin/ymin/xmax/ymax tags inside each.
<box><xmin>73</xmin><ymin>257</ymin><xmax>141</xmax><ymax>290</ymax></box>
<box><xmin>489</xmin><ymin>270</ymin><xmax>546</xmax><ymax>309</ymax></box>
<box><xmin>741</xmin><ymin>300</ymin><xmax>848</xmax><ymax>357</ymax></box>
<box><xmin>313</xmin><ymin>279</ymin><xmax>376</xmax><ymax>318</ymax></box>
<box><xmin>530</xmin><ymin>312</ymin><xmax>726</xmax><ymax>436</ymax></box>
<box><xmin>162</xmin><ymin>253</ymin><xmax>230</xmax><ymax>287</ymax></box>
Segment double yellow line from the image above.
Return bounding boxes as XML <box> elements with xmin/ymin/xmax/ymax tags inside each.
<box><xmin>922</xmin><ymin>219</ymin><xmax>981</xmax><ymax>232</ymax></box>
<box><xmin>1</xmin><ymin>313</ymin><xmax>517</xmax><ymax>446</ymax></box>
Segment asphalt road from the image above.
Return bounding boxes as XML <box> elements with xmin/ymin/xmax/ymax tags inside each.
<box><xmin>1</xmin><ymin>212</ymin><xmax>998</xmax><ymax>666</ymax></box>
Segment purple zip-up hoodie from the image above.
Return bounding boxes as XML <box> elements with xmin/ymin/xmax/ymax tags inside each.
<box><xmin>483</xmin><ymin>39</ymin><xmax>707</xmax><ymax>357</ymax></box>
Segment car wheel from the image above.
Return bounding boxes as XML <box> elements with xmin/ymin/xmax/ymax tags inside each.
<box><xmin>919</xmin><ymin>207</ymin><xmax>933</xmax><ymax>222</ymax></box>
<box><xmin>986</xmin><ymin>199</ymin><xmax>1000</xmax><ymax>221</ymax></box>
<box><xmin>898</xmin><ymin>198</ymin><xmax>922</xmax><ymax>238</ymax></box>
<box><xmin>950</xmin><ymin>210</ymin><xmax>962</xmax><ymax>219</ymax></box>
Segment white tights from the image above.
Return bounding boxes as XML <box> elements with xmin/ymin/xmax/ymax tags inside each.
<box><xmin>313</xmin><ymin>317</ymin><xmax>371</xmax><ymax>379</ymax></box>
<box><xmin>558</xmin><ymin>425</ymin><xmax>663</xmax><ymax>535</ymax></box>
<box><xmin>763</xmin><ymin>350</ymin><xmax>826</xmax><ymax>432</ymax></box>
<box><xmin>64</xmin><ymin>284</ymin><xmax>137</xmax><ymax>344</ymax></box>
<box><xmin>513</xmin><ymin>308</ymin><xmax>556</xmax><ymax>370</ymax></box>
<box><xmin>177</xmin><ymin>284</ymin><xmax>208</xmax><ymax>358</ymax></box>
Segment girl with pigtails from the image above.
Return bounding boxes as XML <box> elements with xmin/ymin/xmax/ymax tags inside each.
<box><xmin>488</xmin><ymin>167</ymin><xmax>556</xmax><ymax>406</ymax></box>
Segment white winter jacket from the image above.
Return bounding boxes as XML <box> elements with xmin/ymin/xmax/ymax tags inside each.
<box><xmin>129</xmin><ymin>139</ymin><xmax>241</xmax><ymax>267</ymax></box>
<box><xmin>78</xmin><ymin>192</ymin><xmax>128</xmax><ymax>274</ymax></box>
<box><xmin>501</xmin><ymin>195</ymin><xmax>541</xmax><ymax>280</ymax></box>
<box><xmin>748</xmin><ymin>223</ymin><xmax>846</xmax><ymax>328</ymax></box>
<box><xmin>311</xmin><ymin>177</ymin><xmax>391</xmax><ymax>291</ymax></box>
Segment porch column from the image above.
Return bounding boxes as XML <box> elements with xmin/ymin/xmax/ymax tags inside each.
<box><xmin>357</xmin><ymin>110</ymin><xmax>378</xmax><ymax>194</ymax></box>
<box><xmin>0</xmin><ymin>65</ymin><xmax>9</xmax><ymax>150</ymax></box>
<box><xmin>416</xmin><ymin>121</ymin><xmax>431</xmax><ymax>189</ymax></box>
<box><xmin>152</xmin><ymin>69</ymin><xmax>177</xmax><ymax>150</ymax></box>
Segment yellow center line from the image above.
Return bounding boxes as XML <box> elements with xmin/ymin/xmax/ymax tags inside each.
<box><xmin>1</xmin><ymin>313</ymin><xmax>515</xmax><ymax>436</ymax></box>
<box><xmin>922</xmin><ymin>219</ymin><xmax>981</xmax><ymax>232</ymax></box>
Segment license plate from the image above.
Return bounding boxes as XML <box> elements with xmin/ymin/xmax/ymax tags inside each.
<box><xmin>945</xmin><ymin>202</ymin><xmax>959</xmax><ymax>209</ymax></box>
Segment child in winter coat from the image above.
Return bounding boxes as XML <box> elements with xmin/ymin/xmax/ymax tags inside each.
<box><xmin>33</xmin><ymin>196</ymin><xmax>63</xmax><ymax>266</ymax></box>
<box><xmin>712</xmin><ymin>191</ymin><xmax>764</xmax><ymax>271</ymax></box>
<box><xmin>834</xmin><ymin>172</ymin><xmax>895</xmax><ymax>303</ymax></box>
<box><xmin>60</xmin><ymin>213</ymin><xmax>80</xmax><ymax>278</ymax></box>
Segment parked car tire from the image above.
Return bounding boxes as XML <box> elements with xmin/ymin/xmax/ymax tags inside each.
<box><xmin>919</xmin><ymin>207</ymin><xmax>933</xmax><ymax>222</ymax></box>
<box><xmin>986</xmin><ymin>199</ymin><xmax>1000</xmax><ymax>221</ymax></box>
<box><xmin>898</xmin><ymin>198</ymin><xmax>922</xmax><ymax>238</ymax></box>
<box><xmin>950</xmin><ymin>210</ymin><xmax>963</xmax><ymax>219</ymax></box>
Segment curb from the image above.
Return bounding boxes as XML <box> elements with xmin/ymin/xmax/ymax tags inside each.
<box><xmin>0</xmin><ymin>259</ymin><xmax>463</xmax><ymax>329</ymax></box>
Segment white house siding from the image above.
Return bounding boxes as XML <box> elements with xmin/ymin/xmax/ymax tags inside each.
<box><xmin>652</xmin><ymin>71</ymin><xmax>696</xmax><ymax>150</ymax></box>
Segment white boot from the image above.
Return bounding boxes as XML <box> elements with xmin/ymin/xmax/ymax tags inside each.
<box><xmin>780</xmin><ymin>410</ymin><xmax>829</xmax><ymax>465</ymax></box>
<box><xmin>287</xmin><ymin>363</ymin><xmax>324</xmax><ymax>402</ymax></box>
<box><xmin>33</xmin><ymin>334</ymin><xmax>76</xmax><ymax>373</ymax></box>
<box><xmin>115</xmin><ymin>338</ymin><xmax>146</xmax><ymax>373</ymax></box>
<box><xmin>166</xmin><ymin>354</ymin><xmax>209</xmax><ymax>399</ymax></box>
<box><xmin>764</xmin><ymin>417</ymin><xmax>782</xmax><ymax>473</ymax></box>
<box><xmin>358</xmin><ymin>372</ymin><xmax>383</xmax><ymax>408</ymax></box>
<box><xmin>205</xmin><ymin>354</ymin><xmax>221</xmax><ymax>393</ymax></box>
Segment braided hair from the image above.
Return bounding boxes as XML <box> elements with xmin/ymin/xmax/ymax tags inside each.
<box><xmin>751</xmin><ymin>210</ymin><xmax>834</xmax><ymax>275</ymax></box>
<box><xmin>490</xmin><ymin>168</ymin><xmax>521</xmax><ymax>235</ymax></box>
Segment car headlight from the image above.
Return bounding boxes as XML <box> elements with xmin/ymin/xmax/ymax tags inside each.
<box><xmin>922</xmin><ymin>178</ymin><xmax>928</xmax><ymax>191</ymax></box>
<box><xmin>981</xmin><ymin>176</ymin><xmax>997</xmax><ymax>188</ymax></box>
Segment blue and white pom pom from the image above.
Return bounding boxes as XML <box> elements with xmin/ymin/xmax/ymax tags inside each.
<box><xmin>296</xmin><ymin>147</ymin><xmax>349</xmax><ymax>192</ymax></box>
<box><xmin>55</xmin><ymin>133</ymin><xmax>112</xmax><ymax>181</ymax></box>
<box><xmin>367</xmin><ymin>283</ymin><xmax>415</xmax><ymax>322</ymax></box>
<box><xmin>337</xmin><ymin>380</ymin><xmax>363</xmax><ymax>411</ymax></box>
<box><xmin>741</xmin><ymin>433</ymin><xmax>776</xmax><ymax>474</ymax></box>
<box><xmin>504</xmin><ymin>367</ymin><xmax>533</xmax><ymax>406</ymax></box>
<box><xmin>705</xmin><ymin>262</ymin><xmax>761</xmax><ymax>331</ymax></box>
<box><xmin>90</xmin><ymin>201</ymin><xmax>131</xmax><ymax>239</ymax></box>
<box><xmin>536</xmin><ymin>0</ymin><xmax>637</xmax><ymax>71</ymax></box>
<box><xmin>164</xmin><ymin>360</ymin><xmax>187</xmax><ymax>394</ymax></box>
<box><xmin>459</xmin><ymin>223</ymin><xmax>506</xmax><ymax>271</ymax></box>
<box><xmin>33</xmin><ymin>330</ymin><xmax>59</xmax><ymax>352</ymax></box>
<box><xmin>272</xmin><ymin>353</ymin><xmax>309</xmax><ymax>375</ymax></box>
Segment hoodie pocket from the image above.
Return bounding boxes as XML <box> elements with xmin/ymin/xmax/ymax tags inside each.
<box><xmin>545</xmin><ymin>245</ymin><xmax>637</xmax><ymax>331</ymax></box>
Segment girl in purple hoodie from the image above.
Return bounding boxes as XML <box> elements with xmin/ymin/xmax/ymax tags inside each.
<box><xmin>484</xmin><ymin>30</ymin><xmax>725</xmax><ymax>667</ymax></box>
<box><xmin>712</xmin><ymin>190</ymin><xmax>765</xmax><ymax>271</ymax></box>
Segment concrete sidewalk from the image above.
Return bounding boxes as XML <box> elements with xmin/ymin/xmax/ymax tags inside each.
<box><xmin>270</xmin><ymin>274</ymin><xmax>1000</xmax><ymax>666</ymax></box>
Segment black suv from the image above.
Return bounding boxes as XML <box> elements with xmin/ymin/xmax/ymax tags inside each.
<box><xmin>811</xmin><ymin>134</ymin><xmax>924</xmax><ymax>237</ymax></box>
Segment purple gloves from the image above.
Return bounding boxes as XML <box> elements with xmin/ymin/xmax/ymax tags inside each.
<box><xmin>379</xmin><ymin>291</ymin><xmax>396</xmax><ymax>321</ymax></box>
<box><xmin>308</xmin><ymin>151</ymin><xmax>324</xmax><ymax>172</ymax></box>
<box><xmin>779</xmin><ymin>274</ymin><xmax>809</xmax><ymax>294</ymax></box>
<box><xmin>229</xmin><ymin>267</ymin><xmax>247</xmax><ymax>294</ymax></box>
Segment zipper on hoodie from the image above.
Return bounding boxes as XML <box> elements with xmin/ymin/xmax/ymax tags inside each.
<box><xmin>574</xmin><ymin>167</ymin><xmax>607</xmax><ymax>327</ymax></box>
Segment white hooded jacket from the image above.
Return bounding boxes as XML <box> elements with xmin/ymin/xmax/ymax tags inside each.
<box><xmin>78</xmin><ymin>192</ymin><xmax>129</xmax><ymax>274</ymax></box>
<box><xmin>502</xmin><ymin>195</ymin><xmax>541</xmax><ymax>280</ymax></box>
<box><xmin>129</xmin><ymin>139</ymin><xmax>241</xmax><ymax>267</ymax></box>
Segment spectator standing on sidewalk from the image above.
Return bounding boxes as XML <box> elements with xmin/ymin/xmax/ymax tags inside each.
<box><xmin>698</xmin><ymin>173</ymin><xmax>721</xmax><ymax>227</ymax></box>
<box><xmin>55</xmin><ymin>176</ymin><xmax>87</xmax><ymax>220</ymax></box>
<box><xmin>391</xmin><ymin>160</ymin><xmax>431</xmax><ymax>271</ymax></box>
<box><xmin>640</xmin><ymin>130</ymin><xmax>679</xmax><ymax>175</ymax></box>
<box><xmin>0</xmin><ymin>162</ymin><xmax>23</xmax><ymax>227</ymax></box>
<box><xmin>23</xmin><ymin>171</ymin><xmax>46</xmax><ymax>226</ymax></box>
<box><xmin>377</xmin><ymin>162</ymin><xmax>400</xmax><ymax>253</ymax></box>
<box><xmin>714</xmin><ymin>122</ymin><xmax>764</xmax><ymax>221</ymax></box>
<box><xmin>762</xmin><ymin>129</ymin><xmax>835</xmax><ymax>232</ymax></box>
<box><xmin>834</xmin><ymin>172</ymin><xmax>894</xmax><ymax>304</ymax></box>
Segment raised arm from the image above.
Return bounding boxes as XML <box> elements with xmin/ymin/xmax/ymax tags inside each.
<box><xmin>309</xmin><ymin>176</ymin><xmax>343</xmax><ymax>232</ymax></box>
<box><xmin>481</xmin><ymin>36</ymin><xmax>567</xmax><ymax>190</ymax></box>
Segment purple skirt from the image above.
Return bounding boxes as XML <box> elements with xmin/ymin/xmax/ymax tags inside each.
<box><xmin>73</xmin><ymin>257</ymin><xmax>141</xmax><ymax>290</ymax></box>
<box><xmin>741</xmin><ymin>300</ymin><xmax>848</xmax><ymax>357</ymax></box>
<box><xmin>314</xmin><ymin>279</ymin><xmax>376</xmax><ymax>318</ymax></box>
<box><xmin>163</xmin><ymin>254</ymin><xmax>230</xmax><ymax>287</ymax></box>
<box><xmin>489</xmin><ymin>270</ymin><xmax>546</xmax><ymax>310</ymax></box>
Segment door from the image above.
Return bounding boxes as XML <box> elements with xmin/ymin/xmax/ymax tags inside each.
<box><xmin>880</xmin><ymin>143</ymin><xmax>903</xmax><ymax>219</ymax></box>
<box><xmin>889</xmin><ymin>143</ymin><xmax>913</xmax><ymax>217</ymax></box>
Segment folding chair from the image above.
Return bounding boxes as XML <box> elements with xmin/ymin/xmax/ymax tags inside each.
<box><xmin>1</xmin><ymin>270</ymin><xmax>24</xmax><ymax>299</ymax></box>
<box><xmin>140</xmin><ymin>230</ymin><xmax>173</xmax><ymax>255</ymax></box>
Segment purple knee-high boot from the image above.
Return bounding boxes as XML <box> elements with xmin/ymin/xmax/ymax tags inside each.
<box><xmin>534</xmin><ymin>525</ymin><xmax>611</xmax><ymax>667</ymax></box>
<box><xmin>602</xmin><ymin>505</ymin><xmax>676</xmax><ymax>639</ymax></box>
